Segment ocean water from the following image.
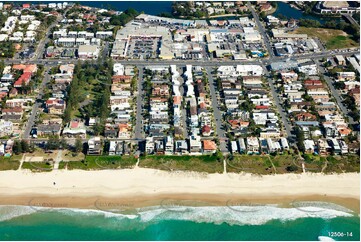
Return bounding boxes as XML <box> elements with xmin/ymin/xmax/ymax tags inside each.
<box><xmin>0</xmin><ymin>203</ymin><xmax>359</xmax><ymax>241</ymax></box>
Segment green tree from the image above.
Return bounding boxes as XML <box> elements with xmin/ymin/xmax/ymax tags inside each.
<box><xmin>13</xmin><ymin>140</ymin><xmax>23</xmax><ymax>155</ymax></box>
<box><xmin>20</xmin><ymin>140</ymin><xmax>29</xmax><ymax>153</ymax></box>
<box><xmin>74</xmin><ymin>138</ymin><xmax>83</xmax><ymax>153</ymax></box>
<box><xmin>47</xmin><ymin>135</ymin><xmax>60</xmax><ymax>150</ymax></box>
<box><xmin>93</xmin><ymin>123</ymin><xmax>104</xmax><ymax>136</ymax></box>
<box><xmin>60</xmin><ymin>138</ymin><xmax>68</xmax><ymax>149</ymax></box>
<box><xmin>294</xmin><ymin>127</ymin><xmax>305</xmax><ymax>153</ymax></box>
<box><xmin>334</xmin><ymin>81</ymin><xmax>345</xmax><ymax>90</ymax></box>
<box><xmin>63</xmin><ymin>107</ymin><xmax>71</xmax><ymax>124</ymax></box>
<box><xmin>286</xmin><ymin>164</ymin><xmax>298</xmax><ymax>172</ymax></box>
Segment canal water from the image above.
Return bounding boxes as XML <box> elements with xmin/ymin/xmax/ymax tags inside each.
<box><xmin>80</xmin><ymin>1</ymin><xmax>342</xmax><ymax>24</ymax></box>
<box><xmin>273</xmin><ymin>2</ymin><xmax>342</xmax><ymax>24</ymax></box>
<box><xmin>79</xmin><ymin>1</ymin><xmax>172</xmax><ymax>16</ymax></box>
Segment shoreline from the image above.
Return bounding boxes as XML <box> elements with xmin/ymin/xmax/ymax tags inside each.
<box><xmin>0</xmin><ymin>168</ymin><xmax>359</xmax><ymax>213</ymax></box>
<box><xmin>0</xmin><ymin>193</ymin><xmax>359</xmax><ymax>214</ymax></box>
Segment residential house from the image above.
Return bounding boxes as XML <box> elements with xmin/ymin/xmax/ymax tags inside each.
<box><xmin>317</xmin><ymin>139</ymin><xmax>330</xmax><ymax>155</ymax></box>
<box><xmin>246</xmin><ymin>137</ymin><xmax>259</xmax><ymax>154</ymax></box>
<box><xmin>328</xmin><ymin>138</ymin><xmax>341</xmax><ymax>154</ymax></box>
<box><xmin>146</xmin><ymin>137</ymin><xmax>155</xmax><ymax>154</ymax></box>
<box><xmin>336</xmin><ymin>72</ymin><xmax>356</xmax><ymax>81</ymax></box>
<box><xmin>238</xmin><ymin>138</ymin><xmax>246</xmax><ymax>154</ymax></box>
<box><xmin>87</xmin><ymin>137</ymin><xmax>102</xmax><ymax>155</ymax></box>
<box><xmin>280</xmin><ymin>138</ymin><xmax>289</xmax><ymax>150</ymax></box>
<box><xmin>189</xmin><ymin>134</ymin><xmax>202</xmax><ymax>153</ymax></box>
<box><xmin>201</xmin><ymin>125</ymin><xmax>212</xmax><ymax>136</ymax></box>
<box><xmin>104</xmin><ymin>123</ymin><xmax>118</xmax><ymax>138</ymax></box>
<box><xmin>109</xmin><ymin>141</ymin><xmax>124</xmax><ymax>155</ymax></box>
<box><xmin>4</xmin><ymin>139</ymin><xmax>14</xmax><ymax>157</ymax></box>
<box><xmin>154</xmin><ymin>138</ymin><xmax>165</xmax><ymax>155</ymax></box>
<box><xmin>118</xmin><ymin>123</ymin><xmax>131</xmax><ymax>138</ymax></box>
<box><xmin>8</xmin><ymin>88</ymin><xmax>18</xmax><ymax>98</ymax></box>
<box><xmin>165</xmin><ymin>136</ymin><xmax>174</xmax><ymax>155</ymax></box>
<box><xmin>202</xmin><ymin>140</ymin><xmax>217</xmax><ymax>154</ymax></box>
<box><xmin>62</xmin><ymin>120</ymin><xmax>86</xmax><ymax>138</ymax></box>
<box><xmin>338</xmin><ymin>140</ymin><xmax>348</xmax><ymax>154</ymax></box>
<box><xmin>0</xmin><ymin>120</ymin><xmax>13</xmax><ymax>137</ymax></box>
<box><xmin>304</xmin><ymin>139</ymin><xmax>315</xmax><ymax>153</ymax></box>
<box><xmin>46</xmin><ymin>98</ymin><xmax>66</xmax><ymax>114</ymax></box>
<box><xmin>335</xmin><ymin>55</ymin><xmax>346</xmax><ymax>65</ymax></box>
<box><xmin>13</xmin><ymin>72</ymin><xmax>32</xmax><ymax>88</ymax></box>
<box><xmin>59</xmin><ymin>64</ymin><xmax>75</xmax><ymax>75</ymax></box>
<box><xmin>37</xmin><ymin>123</ymin><xmax>62</xmax><ymax>137</ymax></box>
<box><xmin>1</xmin><ymin>107</ymin><xmax>23</xmax><ymax>121</ymax></box>
<box><xmin>280</xmin><ymin>71</ymin><xmax>298</xmax><ymax>83</ymax></box>
<box><xmin>295</xmin><ymin>112</ymin><xmax>317</xmax><ymax>121</ymax></box>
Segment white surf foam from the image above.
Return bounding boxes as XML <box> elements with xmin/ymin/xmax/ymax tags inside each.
<box><xmin>0</xmin><ymin>202</ymin><xmax>354</xmax><ymax>226</ymax></box>
<box><xmin>135</xmin><ymin>204</ymin><xmax>354</xmax><ymax>226</ymax></box>
<box><xmin>0</xmin><ymin>205</ymin><xmax>37</xmax><ymax>222</ymax></box>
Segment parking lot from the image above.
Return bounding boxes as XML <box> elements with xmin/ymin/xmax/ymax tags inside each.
<box><xmin>127</xmin><ymin>36</ymin><xmax>161</xmax><ymax>59</ymax></box>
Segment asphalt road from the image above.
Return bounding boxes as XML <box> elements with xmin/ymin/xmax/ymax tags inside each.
<box><xmin>263</xmin><ymin>63</ymin><xmax>295</xmax><ymax>143</ymax></box>
<box><xmin>33</xmin><ymin>14</ymin><xmax>64</xmax><ymax>60</ymax></box>
<box><xmin>177</xmin><ymin>66</ymin><xmax>188</xmax><ymax>138</ymax></box>
<box><xmin>101</xmin><ymin>41</ymin><xmax>110</xmax><ymax>60</ymax></box>
<box><xmin>247</xmin><ymin>1</ymin><xmax>274</xmax><ymax>58</ymax></box>
<box><xmin>342</xmin><ymin>13</ymin><xmax>360</xmax><ymax>28</ymax></box>
<box><xmin>134</xmin><ymin>66</ymin><xmax>145</xmax><ymax>139</ymax></box>
<box><xmin>205</xmin><ymin>67</ymin><xmax>229</xmax><ymax>154</ymax></box>
<box><xmin>263</xmin><ymin>67</ymin><xmax>295</xmax><ymax>141</ymax></box>
<box><xmin>4</xmin><ymin>49</ymin><xmax>359</xmax><ymax>68</ymax></box>
<box><xmin>23</xmin><ymin>67</ymin><xmax>52</xmax><ymax>139</ymax></box>
<box><xmin>125</xmin><ymin>50</ymin><xmax>360</xmax><ymax>66</ymax></box>
<box><xmin>316</xmin><ymin>60</ymin><xmax>357</xmax><ymax>125</ymax></box>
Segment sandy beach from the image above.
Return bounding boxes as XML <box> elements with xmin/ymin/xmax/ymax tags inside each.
<box><xmin>0</xmin><ymin>168</ymin><xmax>359</xmax><ymax>212</ymax></box>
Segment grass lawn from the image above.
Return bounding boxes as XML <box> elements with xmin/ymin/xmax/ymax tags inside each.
<box><xmin>139</xmin><ymin>155</ymin><xmax>223</xmax><ymax>173</ymax></box>
<box><xmin>61</xmin><ymin>150</ymin><xmax>85</xmax><ymax>162</ymax></box>
<box><xmin>303</xmin><ymin>154</ymin><xmax>359</xmax><ymax>173</ymax></box>
<box><xmin>291</xmin><ymin>27</ymin><xmax>358</xmax><ymax>50</ymax></box>
<box><xmin>0</xmin><ymin>155</ymin><xmax>21</xmax><ymax>170</ymax></box>
<box><xmin>323</xmin><ymin>155</ymin><xmax>360</xmax><ymax>173</ymax></box>
<box><xmin>270</xmin><ymin>154</ymin><xmax>305</xmax><ymax>174</ymax></box>
<box><xmin>60</xmin><ymin>155</ymin><xmax>137</xmax><ymax>170</ymax></box>
<box><xmin>227</xmin><ymin>155</ymin><xmax>271</xmax><ymax>174</ymax></box>
<box><xmin>22</xmin><ymin>161</ymin><xmax>53</xmax><ymax>172</ymax></box>
<box><xmin>25</xmin><ymin>150</ymin><xmax>58</xmax><ymax>161</ymax></box>
<box><xmin>227</xmin><ymin>154</ymin><xmax>315</xmax><ymax>174</ymax></box>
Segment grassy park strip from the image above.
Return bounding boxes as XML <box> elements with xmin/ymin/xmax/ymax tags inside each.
<box><xmin>59</xmin><ymin>155</ymin><xmax>137</xmax><ymax>170</ymax></box>
<box><xmin>1</xmin><ymin>152</ymin><xmax>358</xmax><ymax>175</ymax></box>
<box><xmin>21</xmin><ymin>161</ymin><xmax>53</xmax><ymax>172</ymax></box>
<box><xmin>139</xmin><ymin>155</ymin><xmax>224</xmax><ymax>173</ymax></box>
<box><xmin>0</xmin><ymin>155</ymin><xmax>22</xmax><ymax>170</ymax></box>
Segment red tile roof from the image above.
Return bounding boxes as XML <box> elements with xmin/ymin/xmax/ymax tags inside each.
<box><xmin>199</xmin><ymin>102</ymin><xmax>207</xmax><ymax>109</ymax></box>
<box><xmin>2</xmin><ymin>107</ymin><xmax>23</xmax><ymax>113</ymax></box>
<box><xmin>13</xmin><ymin>72</ymin><xmax>31</xmax><ymax>87</ymax></box>
<box><xmin>202</xmin><ymin>125</ymin><xmax>211</xmax><ymax>133</ymax></box>
<box><xmin>255</xmin><ymin>105</ymin><xmax>269</xmax><ymax>109</ymax></box>
<box><xmin>70</xmin><ymin>121</ymin><xmax>79</xmax><ymax>129</ymax></box>
<box><xmin>203</xmin><ymin>140</ymin><xmax>217</xmax><ymax>150</ymax></box>
<box><xmin>173</xmin><ymin>96</ymin><xmax>181</xmax><ymax>105</ymax></box>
